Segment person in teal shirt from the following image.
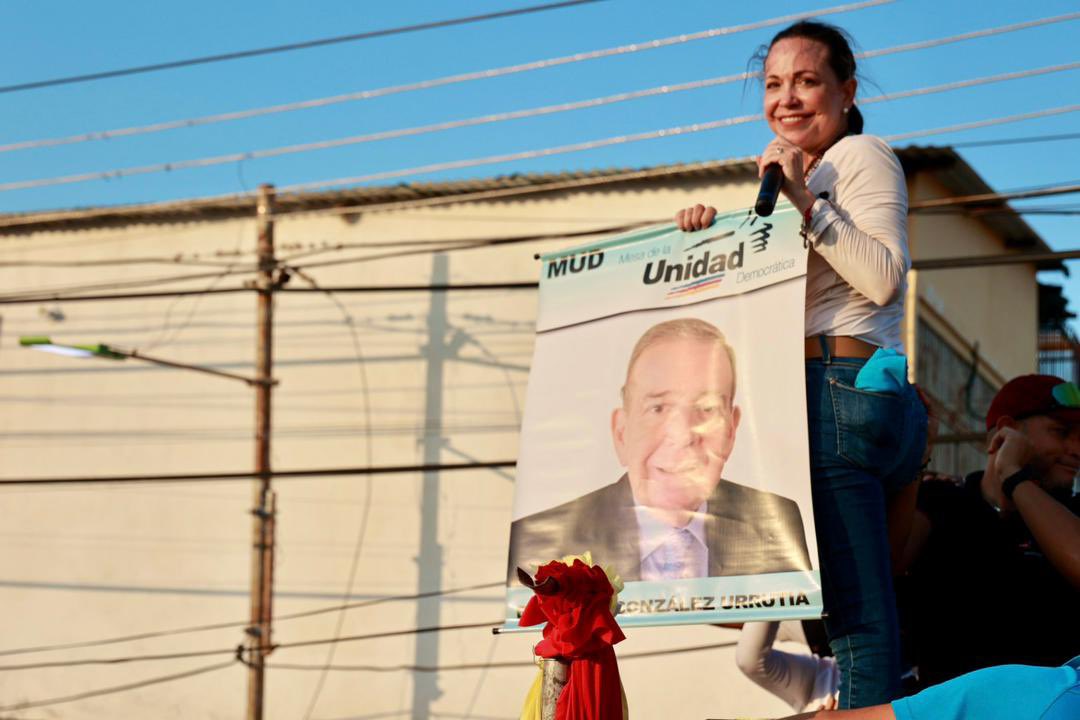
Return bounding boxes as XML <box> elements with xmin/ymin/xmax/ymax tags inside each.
<box><xmin>761</xmin><ymin>656</ymin><xmax>1080</xmax><ymax>720</ymax></box>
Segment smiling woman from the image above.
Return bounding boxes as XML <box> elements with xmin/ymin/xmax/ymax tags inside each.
<box><xmin>674</xmin><ymin>20</ymin><xmax>929</xmax><ymax>711</ymax></box>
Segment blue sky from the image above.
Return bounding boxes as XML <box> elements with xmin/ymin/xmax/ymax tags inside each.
<box><xmin>1</xmin><ymin>0</ymin><xmax>1078</xmax><ymax>318</ymax></box>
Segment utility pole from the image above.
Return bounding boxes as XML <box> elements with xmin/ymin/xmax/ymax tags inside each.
<box><xmin>247</xmin><ymin>184</ymin><xmax>277</xmax><ymax>720</ymax></box>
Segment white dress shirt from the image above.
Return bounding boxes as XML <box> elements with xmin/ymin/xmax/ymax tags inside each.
<box><xmin>634</xmin><ymin>502</ymin><xmax>709</xmax><ymax>580</ymax></box>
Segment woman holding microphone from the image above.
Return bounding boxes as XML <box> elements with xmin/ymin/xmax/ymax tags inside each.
<box><xmin>675</xmin><ymin>21</ymin><xmax>927</xmax><ymax>708</ymax></box>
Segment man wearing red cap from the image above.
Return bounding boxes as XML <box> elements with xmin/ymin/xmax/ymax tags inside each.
<box><xmin>903</xmin><ymin>374</ymin><xmax>1080</xmax><ymax>688</ymax></box>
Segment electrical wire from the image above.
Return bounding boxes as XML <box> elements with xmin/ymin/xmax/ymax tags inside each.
<box><xmin>0</xmin><ymin>660</ymin><xmax>236</xmax><ymax>712</ymax></box>
<box><xmin>0</xmin><ymin>621</ymin><xmax>499</xmax><ymax>672</ymax></box>
<box><xmin>908</xmin><ymin>182</ymin><xmax>1080</xmax><ymax>209</ymax></box>
<box><xmin>885</xmin><ymin>104</ymin><xmax>1080</xmax><ymax>143</ymax></box>
<box><xmin>0</xmin><ymin>256</ymin><xmax>251</xmax><ymax>269</ymax></box>
<box><xmin>0</xmin><ymin>0</ymin><xmax>895</xmax><ymax>153</ymax></box>
<box><xmin>0</xmin><ymin>77</ymin><xmax>757</xmax><ymax>191</ymax></box>
<box><xmin>0</xmin><ymin>224</ymin><xmax>647</xmax><ymax>304</ymax></box>
<box><xmin>6</xmin><ymin>54</ymin><xmax>1077</xmax><ymax>193</ymax></box>
<box><xmin>140</xmin><ymin>224</ymin><xmax>250</xmax><ymax>351</ymax></box>
<box><xmin>263</xmin><ymin>105</ymin><xmax>1080</xmax><ymax>223</ymax></box>
<box><xmin>0</xmin><ymin>580</ymin><xmax>504</xmax><ymax>661</ymax></box>
<box><xmin>265</xmin><ymin>67</ymin><xmax>1080</xmax><ymax>195</ymax></box>
<box><xmin>268</xmin><ymin>640</ymin><xmax>738</xmax><ymax>672</ymax></box>
<box><xmin>948</xmin><ymin>131</ymin><xmax>1080</xmax><ymax>149</ymax></box>
<box><xmin>278</xmin><ymin>221</ymin><xmax>652</xmax><ymax>262</ymax></box>
<box><xmin>0</xmin><ymin>461</ymin><xmax>518</xmax><ymax>486</ymax></box>
<box><xmin>0</xmin><ymin>170</ymin><xmax>1073</xmax><ymax>307</ymax></box>
<box><xmin>0</xmin><ymin>179</ymin><xmax>1076</xmax><ymax>307</ymax></box>
<box><xmin>0</xmin><ymin>287</ymin><xmax>249</xmax><ymax>305</ymax></box>
<box><xmin>289</xmin><ymin>270</ymin><xmax>378</xmax><ymax>720</ymax></box>
<box><xmin>279</xmin><ymin>221</ymin><xmax>652</xmax><ymax>269</ymax></box>
<box><xmin>0</xmin><ymin>0</ymin><xmax>606</xmax><ymax>95</ymax></box>
<box><xmin>2</xmin><ymin>95</ymin><xmax>1074</xmax><ymax>235</ymax></box>
<box><xmin>0</xmin><ymin>648</ymin><xmax>240</xmax><ymax>671</ymax></box>
<box><xmin>857</xmin><ymin>10</ymin><xmax>1080</xmax><ymax>60</ymax></box>
<box><xmin>0</xmin><ymin>266</ymin><xmax>258</xmax><ymax>303</ymax></box>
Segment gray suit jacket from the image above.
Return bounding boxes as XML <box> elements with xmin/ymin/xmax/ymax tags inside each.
<box><xmin>508</xmin><ymin>475</ymin><xmax>812</xmax><ymax>583</ymax></box>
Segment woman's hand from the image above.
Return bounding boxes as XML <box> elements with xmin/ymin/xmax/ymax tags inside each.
<box><xmin>758</xmin><ymin>137</ymin><xmax>817</xmax><ymax>214</ymax></box>
<box><xmin>674</xmin><ymin>204</ymin><xmax>717</xmax><ymax>231</ymax></box>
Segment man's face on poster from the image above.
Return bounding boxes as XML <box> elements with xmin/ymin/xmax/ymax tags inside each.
<box><xmin>611</xmin><ymin>337</ymin><xmax>741</xmax><ymax>515</ymax></box>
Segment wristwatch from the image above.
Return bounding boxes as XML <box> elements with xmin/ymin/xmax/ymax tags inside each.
<box><xmin>1001</xmin><ymin>465</ymin><xmax>1037</xmax><ymax>501</ymax></box>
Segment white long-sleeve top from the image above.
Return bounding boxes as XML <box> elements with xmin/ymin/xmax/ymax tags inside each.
<box><xmin>735</xmin><ymin>621</ymin><xmax>839</xmax><ymax>712</ymax></box>
<box><xmin>803</xmin><ymin>134</ymin><xmax>910</xmax><ymax>350</ymax></box>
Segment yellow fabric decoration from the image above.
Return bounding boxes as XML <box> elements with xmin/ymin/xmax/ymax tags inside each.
<box><xmin>518</xmin><ymin>657</ymin><xmax>544</xmax><ymax>720</ymax></box>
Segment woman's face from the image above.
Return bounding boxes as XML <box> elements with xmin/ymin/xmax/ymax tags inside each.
<box><xmin>763</xmin><ymin>37</ymin><xmax>856</xmax><ymax>157</ymax></box>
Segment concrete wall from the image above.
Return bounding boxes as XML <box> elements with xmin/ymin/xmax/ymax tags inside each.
<box><xmin>907</xmin><ymin>173</ymin><xmax>1039</xmax><ymax>382</ymax></box>
<box><xmin>0</xmin><ymin>170</ymin><xmax>1041</xmax><ymax>719</ymax></box>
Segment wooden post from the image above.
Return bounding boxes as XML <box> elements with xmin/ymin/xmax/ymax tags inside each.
<box><xmin>247</xmin><ymin>184</ymin><xmax>277</xmax><ymax>720</ymax></box>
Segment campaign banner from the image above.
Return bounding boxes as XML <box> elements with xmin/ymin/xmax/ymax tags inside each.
<box><xmin>502</xmin><ymin>205</ymin><xmax>821</xmax><ymax>630</ymax></box>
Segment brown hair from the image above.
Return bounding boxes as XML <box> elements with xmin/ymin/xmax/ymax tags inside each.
<box><xmin>751</xmin><ymin>20</ymin><xmax>864</xmax><ymax>134</ymax></box>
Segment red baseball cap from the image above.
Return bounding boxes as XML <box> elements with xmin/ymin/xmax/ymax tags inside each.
<box><xmin>985</xmin><ymin>374</ymin><xmax>1080</xmax><ymax>430</ymax></box>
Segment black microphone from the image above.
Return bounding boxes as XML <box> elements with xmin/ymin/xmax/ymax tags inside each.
<box><xmin>754</xmin><ymin>163</ymin><xmax>783</xmax><ymax>217</ymax></box>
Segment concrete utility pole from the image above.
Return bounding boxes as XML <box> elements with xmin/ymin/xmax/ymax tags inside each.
<box><xmin>247</xmin><ymin>184</ymin><xmax>278</xmax><ymax>720</ymax></box>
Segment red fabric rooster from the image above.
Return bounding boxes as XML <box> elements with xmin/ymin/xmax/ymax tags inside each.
<box><xmin>519</xmin><ymin>557</ymin><xmax>627</xmax><ymax>720</ymax></box>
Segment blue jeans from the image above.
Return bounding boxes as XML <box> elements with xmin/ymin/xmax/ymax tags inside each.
<box><xmin>806</xmin><ymin>352</ymin><xmax>927</xmax><ymax>708</ymax></box>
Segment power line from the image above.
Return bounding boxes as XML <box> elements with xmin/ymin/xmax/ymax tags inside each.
<box><xmin>0</xmin><ymin>180</ymin><xmax>1076</xmax><ymax>307</ymax></box>
<box><xmin>910</xmin><ymin>249</ymin><xmax>1080</xmax><ymax>270</ymax></box>
<box><xmin>280</xmin><ymin>221</ymin><xmax>652</xmax><ymax>269</ymax></box>
<box><xmin>7</xmin><ymin>52</ymin><xmax>1077</xmax><ymax>193</ymax></box>
<box><xmin>0</xmin><ymin>660</ymin><xmax>236</xmax><ymax>712</ymax></box>
<box><xmin>0</xmin><ymin>101</ymin><xmax>1076</xmax><ymax>237</ymax></box>
<box><xmin>0</xmin><ymin>647</ymin><xmax>241</xmax><ymax>671</ymax></box>
<box><xmin>0</xmin><ymin>79</ymin><xmax>756</xmax><ymax>192</ymax></box>
<box><xmin>857</xmin><ymin>10</ymin><xmax>1080</xmax><ymax>60</ymax></box>
<box><xmin>0</xmin><ymin>461</ymin><xmax>518</xmax><ymax>486</ymax></box>
<box><xmin>0</xmin><ymin>0</ymin><xmax>895</xmax><ymax>153</ymax></box>
<box><xmin>0</xmin><ymin>0</ymin><xmax>606</xmax><ymax>95</ymax></box>
<box><xmin>291</xmin><ymin>270</ymin><xmax>378</xmax><ymax>720</ymax></box>
<box><xmin>885</xmin><ymin>104</ymin><xmax>1080</xmax><ymax>143</ymax></box>
<box><xmin>261</xmin><ymin>99</ymin><xmax>1079</xmax><ymax>197</ymax></box>
<box><xmin>949</xmin><ymin>131</ymin><xmax>1080</xmax><ymax>149</ymax></box>
<box><xmin>0</xmin><ymin>287</ymin><xmax>249</xmax><ymax>305</ymax></box>
<box><xmin>0</xmin><ymin>621</ymin><xmax>499</xmax><ymax>672</ymax></box>
<box><xmin>276</xmin><ymin>620</ymin><xmax>497</xmax><ymax>651</ymax></box>
<box><xmin>0</xmin><ymin>579</ymin><xmax>506</xmax><ymax>660</ymax></box>
<box><xmin>0</xmin><ymin>265</ymin><xmax>258</xmax><ymax>303</ymax></box>
<box><xmin>0</xmin><ymin>256</ymin><xmax>252</xmax><ymax>269</ymax></box>
<box><xmin>0</xmin><ymin>223</ymin><xmax>645</xmax><ymax>304</ymax></box>
<box><xmin>280</xmin><ymin>221</ymin><xmax>653</xmax><ymax>258</ymax></box>
<box><xmin>276</xmin><ymin>104</ymin><xmax>1080</xmax><ymax>214</ymax></box>
<box><xmin>0</xmin><ymin>96</ymin><xmax>1065</xmax><ymax>235</ymax></box>
<box><xmin>908</xmin><ymin>183</ymin><xmax>1080</xmax><ymax>209</ymax></box>
<box><xmin>268</xmin><ymin>640</ymin><xmax>738</xmax><ymax>673</ymax></box>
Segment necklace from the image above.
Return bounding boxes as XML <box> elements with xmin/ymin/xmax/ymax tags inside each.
<box><xmin>804</xmin><ymin>130</ymin><xmax>851</xmax><ymax>182</ymax></box>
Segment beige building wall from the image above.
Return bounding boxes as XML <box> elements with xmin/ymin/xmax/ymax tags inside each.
<box><xmin>908</xmin><ymin>173</ymin><xmax>1038</xmax><ymax>383</ymax></box>
<box><xmin>0</xmin><ymin>163</ymin><xmax>1044</xmax><ymax>718</ymax></box>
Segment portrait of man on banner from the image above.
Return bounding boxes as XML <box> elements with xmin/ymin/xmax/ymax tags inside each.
<box><xmin>508</xmin><ymin>316</ymin><xmax>812</xmax><ymax>584</ymax></box>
